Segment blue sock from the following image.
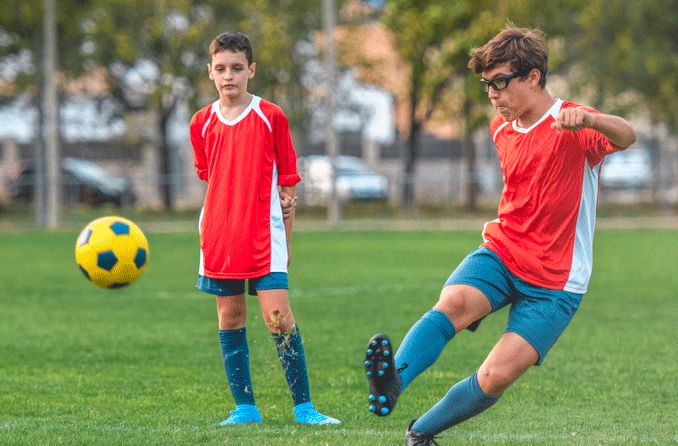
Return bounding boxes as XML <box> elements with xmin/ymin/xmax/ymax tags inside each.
<box><xmin>218</xmin><ymin>328</ymin><xmax>255</xmax><ymax>405</ymax></box>
<box><xmin>412</xmin><ymin>372</ymin><xmax>500</xmax><ymax>435</ymax></box>
<box><xmin>272</xmin><ymin>324</ymin><xmax>310</xmax><ymax>406</ymax></box>
<box><xmin>395</xmin><ymin>309</ymin><xmax>456</xmax><ymax>391</ymax></box>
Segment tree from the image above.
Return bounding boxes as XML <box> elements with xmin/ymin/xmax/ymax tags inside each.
<box><xmin>374</xmin><ymin>1</ymin><xmax>511</xmax><ymax>211</ymax></box>
<box><xmin>80</xmin><ymin>0</ymin><xmax>326</xmax><ymax>209</ymax></box>
<box><xmin>0</xmin><ymin>0</ymin><xmax>92</xmax><ymax>227</ymax></box>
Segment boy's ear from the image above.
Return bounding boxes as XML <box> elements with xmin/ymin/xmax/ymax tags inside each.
<box><xmin>248</xmin><ymin>62</ymin><xmax>256</xmax><ymax>79</ymax></box>
<box><xmin>207</xmin><ymin>63</ymin><xmax>213</xmax><ymax>80</ymax></box>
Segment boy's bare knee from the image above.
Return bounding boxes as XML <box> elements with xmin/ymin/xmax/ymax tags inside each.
<box><xmin>434</xmin><ymin>285</ymin><xmax>490</xmax><ymax>331</ymax></box>
<box><xmin>262</xmin><ymin>308</ymin><xmax>295</xmax><ymax>333</ymax></box>
<box><xmin>217</xmin><ymin>303</ymin><xmax>247</xmax><ymax>330</ymax></box>
<box><xmin>477</xmin><ymin>366</ymin><xmax>514</xmax><ymax>396</ymax></box>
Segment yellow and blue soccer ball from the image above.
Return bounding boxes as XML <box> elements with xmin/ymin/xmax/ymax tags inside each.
<box><xmin>75</xmin><ymin>216</ymin><xmax>149</xmax><ymax>289</ymax></box>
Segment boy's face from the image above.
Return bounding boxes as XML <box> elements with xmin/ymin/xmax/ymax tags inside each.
<box><xmin>208</xmin><ymin>50</ymin><xmax>256</xmax><ymax>101</ymax></box>
<box><xmin>482</xmin><ymin>62</ymin><xmax>540</xmax><ymax>122</ymax></box>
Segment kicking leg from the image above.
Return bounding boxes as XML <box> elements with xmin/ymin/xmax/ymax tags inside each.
<box><xmin>365</xmin><ymin>284</ymin><xmax>492</xmax><ymax>416</ymax></box>
<box><xmin>407</xmin><ymin>332</ymin><xmax>537</xmax><ymax>439</ymax></box>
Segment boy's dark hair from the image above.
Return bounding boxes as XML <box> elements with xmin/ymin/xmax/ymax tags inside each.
<box><xmin>468</xmin><ymin>26</ymin><xmax>548</xmax><ymax>88</ymax></box>
<box><xmin>209</xmin><ymin>32</ymin><xmax>253</xmax><ymax>65</ymax></box>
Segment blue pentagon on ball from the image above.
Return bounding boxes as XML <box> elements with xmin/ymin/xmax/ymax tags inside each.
<box><xmin>97</xmin><ymin>250</ymin><xmax>118</xmax><ymax>271</ymax></box>
<box><xmin>109</xmin><ymin>221</ymin><xmax>130</xmax><ymax>235</ymax></box>
<box><xmin>134</xmin><ymin>248</ymin><xmax>147</xmax><ymax>268</ymax></box>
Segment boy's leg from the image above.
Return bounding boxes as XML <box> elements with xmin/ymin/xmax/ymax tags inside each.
<box><xmin>399</xmin><ymin>284</ymin><xmax>492</xmax><ymax>390</ymax></box>
<box><xmin>365</xmin><ymin>286</ymin><xmax>491</xmax><ymax>416</ymax></box>
<box><xmin>407</xmin><ymin>332</ymin><xmax>536</xmax><ymax>439</ymax></box>
<box><xmin>365</xmin><ymin>247</ymin><xmax>512</xmax><ymax>417</ymax></box>
<box><xmin>258</xmin><ymin>288</ymin><xmax>340</xmax><ymax>425</ymax></box>
<box><xmin>216</xmin><ymin>294</ymin><xmax>262</xmax><ymax>424</ymax></box>
<box><xmin>407</xmin><ymin>280</ymin><xmax>583</xmax><ymax>440</ymax></box>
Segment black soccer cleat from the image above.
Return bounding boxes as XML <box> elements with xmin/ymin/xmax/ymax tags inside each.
<box><xmin>405</xmin><ymin>419</ymin><xmax>440</xmax><ymax>446</ymax></box>
<box><xmin>364</xmin><ymin>333</ymin><xmax>401</xmax><ymax>416</ymax></box>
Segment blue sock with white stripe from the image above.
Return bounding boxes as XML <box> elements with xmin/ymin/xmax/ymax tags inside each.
<box><xmin>395</xmin><ymin>309</ymin><xmax>456</xmax><ymax>391</ymax></box>
<box><xmin>412</xmin><ymin>372</ymin><xmax>500</xmax><ymax>435</ymax></box>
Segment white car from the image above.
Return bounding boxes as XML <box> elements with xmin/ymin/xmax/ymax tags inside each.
<box><xmin>298</xmin><ymin>155</ymin><xmax>389</xmax><ymax>204</ymax></box>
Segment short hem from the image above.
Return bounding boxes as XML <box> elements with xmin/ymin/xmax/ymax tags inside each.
<box><xmin>504</xmin><ymin>329</ymin><xmax>545</xmax><ymax>366</ymax></box>
<box><xmin>196</xmin><ymin>272</ymin><xmax>288</xmax><ymax>297</ymax></box>
<box><xmin>444</xmin><ymin>280</ymin><xmax>498</xmax><ymax>311</ymax></box>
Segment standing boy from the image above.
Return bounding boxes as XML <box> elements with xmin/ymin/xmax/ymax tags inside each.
<box><xmin>363</xmin><ymin>26</ymin><xmax>636</xmax><ymax>444</ymax></box>
<box><xmin>190</xmin><ymin>31</ymin><xmax>339</xmax><ymax>426</ymax></box>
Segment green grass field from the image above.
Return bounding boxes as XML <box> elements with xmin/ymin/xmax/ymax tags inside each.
<box><xmin>1</xmin><ymin>228</ymin><xmax>676</xmax><ymax>445</ymax></box>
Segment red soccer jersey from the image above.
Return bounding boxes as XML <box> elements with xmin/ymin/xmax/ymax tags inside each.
<box><xmin>189</xmin><ymin>96</ymin><xmax>301</xmax><ymax>279</ymax></box>
<box><xmin>482</xmin><ymin>99</ymin><xmax>624</xmax><ymax>293</ymax></box>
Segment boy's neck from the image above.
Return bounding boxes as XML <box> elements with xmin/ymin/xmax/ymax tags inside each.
<box><xmin>219</xmin><ymin>93</ymin><xmax>253</xmax><ymax>119</ymax></box>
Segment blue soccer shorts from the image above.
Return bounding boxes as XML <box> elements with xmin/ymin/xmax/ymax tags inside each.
<box><xmin>196</xmin><ymin>272</ymin><xmax>288</xmax><ymax>296</ymax></box>
<box><xmin>445</xmin><ymin>247</ymin><xmax>583</xmax><ymax>365</ymax></box>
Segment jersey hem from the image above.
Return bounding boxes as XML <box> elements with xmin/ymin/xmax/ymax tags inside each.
<box><xmin>483</xmin><ymin>244</ymin><xmax>570</xmax><ymax>291</ymax></box>
<box><xmin>201</xmin><ymin>268</ymin><xmax>280</xmax><ymax>280</ymax></box>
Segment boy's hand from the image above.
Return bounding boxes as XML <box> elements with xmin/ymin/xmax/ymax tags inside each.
<box><xmin>280</xmin><ymin>191</ymin><xmax>297</xmax><ymax>218</ymax></box>
<box><xmin>551</xmin><ymin>107</ymin><xmax>596</xmax><ymax>132</ymax></box>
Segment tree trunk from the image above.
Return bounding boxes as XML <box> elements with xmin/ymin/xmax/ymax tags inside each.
<box><xmin>462</xmin><ymin>98</ymin><xmax>479</xmax><ymax>212</ymax></box>
<box><xmin>158</xmin><ymin>104</ymin><xmax>174</xmax><ymax>210</ymax></box>
<box><xmin>402</xmin><ymin>80</ymin><xmax>420</xmax><ymax>211</ymax></box>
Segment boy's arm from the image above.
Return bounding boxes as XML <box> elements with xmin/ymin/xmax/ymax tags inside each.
<box><xmin>280</xmin><ymin>185</ymin><xmax>296</xmax><ymax>266</ymax></box>
<box><xmin>551</xmin><ymin>108</ymin><xmax>637</xmax><ymax>148</ymax></box>
<box><xmin>189</xmin><ymin>113</ymin><xmax>209</xmax><ymax>181</ymax></box>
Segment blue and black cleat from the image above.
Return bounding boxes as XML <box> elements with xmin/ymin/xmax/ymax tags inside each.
<box><xmin>364</xmin><ymin>333</ymin><xmax>400</xmax><ymax>417</ymax></box>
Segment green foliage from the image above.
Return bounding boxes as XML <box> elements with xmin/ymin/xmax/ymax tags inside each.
<box><xmin>0</xmin><ymin>0</ymin><xmax>326</xmax><ymax>133</ymax></box>
<box><xmin>1</xmin><ymin>228</ymin><xmax>676</xmax><ymax>444</ymax></box>
<box><xmin>0</xmin><ymin>0</ymin><xmax>92</xmax><ymax>100</ymax></box>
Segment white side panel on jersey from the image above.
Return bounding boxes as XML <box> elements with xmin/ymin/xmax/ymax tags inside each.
<box><xmin>198</xmin><ymin>206</ymin><xmax>205</xmax><ymax>276</ymax></box>
<box><xmin>251</xmin><ymin>97</ymin><xmax>272</xmax><ymax>132</ymax></box>
<box><xmin>269</xmin><ymin>164</ymin><xmax>288</xmax><ymax>273</ymax></box>
<box><xmin>564</xmin><ymin>161</ymin><xmax>600</xmax><ymax>293</ymax></box>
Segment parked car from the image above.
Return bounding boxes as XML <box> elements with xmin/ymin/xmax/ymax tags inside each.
<box><xmin>298</xmin><ymin>155</ymin><xmax>389</xmax><ymax>204</ymax></box>
<box><xmin>6</xmin><ymin>157</ymin><xmax>136</xmax><ymax>207</ymax></box>
<box><xmin>600</xmin><ymin>148</ymin><xmax>652</xmax><ymax>189</ymax></box>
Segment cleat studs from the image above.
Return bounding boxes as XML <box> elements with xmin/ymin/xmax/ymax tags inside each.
<box><xmin>382</xmin><ymin>340</ymin><xmax>389</xmax><ymax>346</ymax></box>
<box><xmin>383</xmin><ymin>362</ymin><xmax>389</xmax><ymax>368</ymax></box>
<box><xmin>367</xmin><ymin>348</ymin><xmax>373</xmax><ymax>355</ymax></box>
<box><xmin>367</xmin><ymin>371</ymin><xmax>372</xmax><ymax>377</ymax></box>
<box><xmin>381</xmin><ymin>407</ymin><xmax>390</xmax><ymax>415</ymax></box>
<box><xmin>364</xmin><ymin>360</ymin><xmax>371</xmax><ymax>366</ymax></box>
<box><xmin>378</xmin><ymin>395</ymin><xmax>387</xmax><ymax>403</ymax></box>
<box><xmin>378</xmin><ymin>370</ymin><xmax>385</xmax><ymax>376</ymax></box>
<box><xmin>383</xmin><ymin>350</ymin><xmax>390</xmax><ymax>356</ymax></box>
<box><xmin>369</xmin><ymin>394</ymin><xmax>376</xmax><ymax>402</ymax></box>
<box><xmin>369</xmin><ymin>405</ymin><xmax>376</xmax><ymax>412</ymax></box>
<box><xmin>372</xmin><ymin>340</ymin><xmax>378</xmax><ymax>346</ymax></box>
